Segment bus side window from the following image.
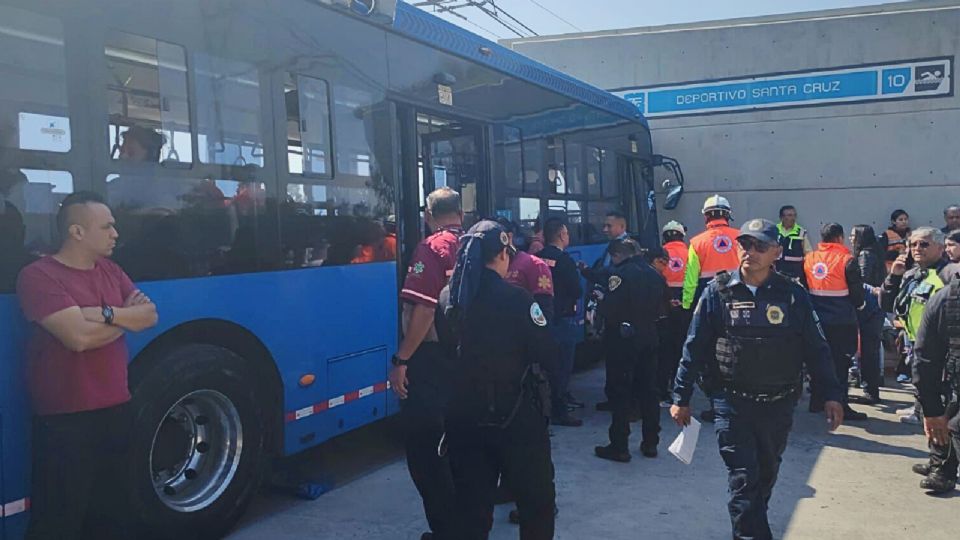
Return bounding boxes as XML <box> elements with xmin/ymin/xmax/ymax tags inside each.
<box><xmin>285</xmin><ymin>73</ymin><xmax>332</xmax><ymax>177</ymax></box>
<box><xmin>0</xmin><ymin>6</ymin><xmax>74</xmax><ymax>293</ymax></box>
<box><xmin>106</xmin><ymin>33</ymin><xmax>192</xmax><ymax>164</ymax></box>
<box><xmin>194</xmin><ymin>53</ymin><xmax>265</xmax><ymax>167</ymax></box>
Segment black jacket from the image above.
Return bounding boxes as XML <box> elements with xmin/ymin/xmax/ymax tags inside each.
<box><xmin>857</xmin><ymin>249</ymin><xmax>886</xmax><ymax>287</ymax></box>
<box><xmin>536</xmin><ymin>245</ymin><xmax>582</xmax><ymax>318</ymax></box>
<box><xmin>599</xmin><ymin>255</ymin><xmax>667</xmax><ymax>346</ymax></box>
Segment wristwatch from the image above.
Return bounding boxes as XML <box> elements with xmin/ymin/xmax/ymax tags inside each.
<box><xmin>102</xmin><ymin>305</ymin><xmax>115</xmax><ymax>325</ymax></box>
<box><xmin>391</xmin><ymin>354</ymin><xmax>408</xmax><ymax>367</ymax></box>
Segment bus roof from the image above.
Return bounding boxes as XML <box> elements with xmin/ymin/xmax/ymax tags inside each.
<box><xmin>391</xmin><ymin>2</ymin><xmax>647</xmax><ymax>128</ymax></box>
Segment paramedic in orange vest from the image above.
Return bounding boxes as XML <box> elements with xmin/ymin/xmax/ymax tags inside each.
<box><xmin>657</xmin><ymin>220</ymin><xmax>690</xmax><ymax>403</ymax></box>
<box><xmin>802</xmin><ymin>222</ymin><xmax>869</xmax><ymax>422</ymax></box>
<box><xmin>681</xmin><ymin>195</ymin><xmax>740</xmax><ymax>310</ymax></box>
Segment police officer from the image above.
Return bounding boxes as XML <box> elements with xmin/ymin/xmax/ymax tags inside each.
<box><xmin>657</xmin><ymin>220</ymin><xmax>690</xmax><ymax>404</ymax></box>
<box><xmin>682</xmin><ymin>195</ymin><xmax>740</xmax><ymax>423</ymax></box>
<box><xmin>389</xmin><ymin>187</ymin><xmax>462</xmax><ymax>540</ymax></box>
<box><xmin>801</xmin><ymin>223</ymin><xmax>869</xmax><ymax>421</ymax></box>
<box><xmin>672</xmin><ymin>219</ymin><xmax>844</xmax><ymax>540</ymax></box>
<box><xmin>913</xmin><ymin>266</ymin><xmax>960</xmax><ymax>493</ymax></box>
<box><xmin>775</xmin><ymin>205</ymin><xmax>812</xmax><ymax>279</ymax></box>
<box><xmin>536</xmin><ymin>217</ymin><xmax>584</xmax><ymax>427</ymax></box>
<box><xmin>595</xmin><ymin>238</ymin><xmax>667</xmax><ymax>462</ymax></box>
<box><xmin>439</xmin><ymin>220</ymin><xmax>556</xmax><ymax>540</ymax></box>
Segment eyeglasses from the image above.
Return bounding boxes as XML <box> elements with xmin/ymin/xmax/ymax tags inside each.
<box><xmin>910</xmin><ymin>240</ymin><xmax>932</xmax><ymax>249</ymax></box>
<box><xmin>737</xmin><ymin>237</ymin><xmax>774</xmax><ymax>253</ymax></box>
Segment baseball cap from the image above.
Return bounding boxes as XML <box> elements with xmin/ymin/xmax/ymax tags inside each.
<box><xmin>737</xmin><ymin>218</ymin><xmax>779</xmax><ymax>245</ymax></box>
<box><xmin>466</xmin><ymin>220</ymin><xmax>517</xmax><ymax>259</ymax></box>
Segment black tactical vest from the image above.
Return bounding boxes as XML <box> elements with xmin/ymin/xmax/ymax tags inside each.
<box><xmin>713</xmin><ymin>278</ymin><xmax>805</xmax><ymax>395</ymax></box>
<box><xmin>945</xmin><ymin>280</ymin><xmax>960</xmax><ymax>391</ymax></box>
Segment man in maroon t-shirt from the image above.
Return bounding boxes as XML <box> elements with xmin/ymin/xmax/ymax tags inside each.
<box><xmin>389</xmin><ymin>187</ymin><xmax>462</xmax><ymax>540</ymax></box>
<box><xmin>17</xmin><ymin>191</ymin><xmax>158</xmax><ymax>539</ymax></box>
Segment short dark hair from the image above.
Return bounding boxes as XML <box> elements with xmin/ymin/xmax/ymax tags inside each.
<box><xmin>644</xmin><ymin>246</ymin><xmax>668</xmax><ymax>264</ymax></box>
<box><xmin>57</xmin><ymin>191</ymin><xmax>106</xmax><ymax>239</ymax></box>
<box><xmin>543</xmin><ymin>217</ymin><xmax>566</xmax><ymax>243</ymax></box>
<box><xmin>605</xmin><ymin>210</ymin><xmax>626</xmax><ymax>221</ymax></box>
<box><xmin>820</xmin><ymin>222</ymin><xmax>844</xmax><ymax>242</ymax></box>
<box><xmin>662</xmin><ymin>230</ymin><xmax>684</xmax><ymax>243</ymax></box>
<box><xmin>122</xmin><ymin>125</ymin><xmax>165</xmax><ymax>162</ymax></box>
<box><xmin>426</xmin><ymin>187</ymin><xmax>461</xmax><ymax>218</ymax></box>
<box><xmin>607</xmin><ymin>238</ymin><xmax>640</xmax><ymax>258</ymax></box>
<box><xmin>947</xmin><ymin>229</ymin><xmax>960</xmax><ymax>244</ymax></box>
<box><xmin>944</xmin><ymin>205</ymin><xmax>960</xmax><ymax>216</ymax></box>
<box><xmin>890</xmin><ymin>209</ymin><xmax>908</xmax><ymax>222</ymax></box>
<box><xmin>779</xmin><ymin>205</ymin><xmax>796</xmax><ymax>217</ymax></box>
<box><xmin>493</xmin><ymin>215</ymin><xmax>516</xmax><ymax>234</ymax></box>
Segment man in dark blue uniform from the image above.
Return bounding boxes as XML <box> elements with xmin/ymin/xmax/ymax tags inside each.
<box><xmin>439</xmin><ymin>220</ymin><xmax>556</xmax><ymax>540</ymax></box>
<box><xmin>595</xmin><ymin>238</ymin><xmax>667</xmax><ymax>462</ymax></box>
<box><xmin>536</xmin><ymin>217</ymin><xmax>584</xmax><ymax>427</ymax></box>
<box><xmin>671</xmin><ymin>218</ymin><xmax>844</xmax><ymax>540</ymax></box>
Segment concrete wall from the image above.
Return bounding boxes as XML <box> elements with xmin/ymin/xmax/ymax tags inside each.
<box><xmin>507</xmin><ymin>1</ymin><xmax>960</xmax><ymax>237</ymax></box>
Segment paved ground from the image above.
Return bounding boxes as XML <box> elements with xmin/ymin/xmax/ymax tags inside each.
<box><xmin>229</xmin><ymin>367</ymin><xmax>959</xmax><ymax>540</ymax></box>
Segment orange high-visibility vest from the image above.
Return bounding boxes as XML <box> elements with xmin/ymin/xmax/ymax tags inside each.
<box><xmin>803</xmin><ymin>242</ymin><xmax>853</xmax><ymax>297</ymax></box>
<box><xmin>689</xmin><ymin>220</ymin><xmax>740</xmax><ymax>278</ymax></box>
<box><xmin>662</xmin><ymin>240</ymin><xmax>688</xmax><ymax>288</ymax></box>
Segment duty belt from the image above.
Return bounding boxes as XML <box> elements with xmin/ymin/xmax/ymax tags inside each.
<box><xmin>723</xmin><ymin>386</ymin><xmax>797</xmax><ymax>403</ymax></box>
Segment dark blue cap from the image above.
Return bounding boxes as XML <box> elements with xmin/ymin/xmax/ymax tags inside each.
<box><xmin>466</xmin><ymin>220</ymin><xmax>516</xmax><ymax>259</ymax></box>
<box><xmin>738</xmin><ymin>218</ymin><xmax>779</xmax><ymax>245</ymax></box>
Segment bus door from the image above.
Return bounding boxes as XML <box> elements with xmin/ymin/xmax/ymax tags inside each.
<box><xmin>618</xmin><ymin>155</ymin><xmax>659</xmax><ymax>249</ymax></box>
<box><xmin>397</xmin><ymin>107</ymin><xmax>487</xmax><ymax>269</ymax></box>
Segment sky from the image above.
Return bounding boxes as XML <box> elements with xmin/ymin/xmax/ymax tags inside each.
<box><xmin>411</xmin><ymin>0</ymin><xmax>914</xmax><ymax>41</ymax></box>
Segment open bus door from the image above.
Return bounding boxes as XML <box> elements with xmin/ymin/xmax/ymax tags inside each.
<box><xmin>396</xmin><ymin>106</ymin><xmax>487</xmax><ymax>272</ymax></box>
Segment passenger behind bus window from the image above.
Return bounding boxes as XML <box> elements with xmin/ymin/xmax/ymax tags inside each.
<box><xmin>850</xmin><ymin>224</ymin><xmax>886</xmax><ymax>287</ymax></box>
<box><xmin>0</xmin><ymin>200</ymin><xmax>37</xmax><ymax>293</ymax></box>
<box><xmin>119</xmin><ymin>124</ymin><xmax>165</xmax><ymax>163</ymax></box>
<box><xmin>883</xmin><ymin>209</ymin><xmax>910</xmax><ymax>273</ymax></box>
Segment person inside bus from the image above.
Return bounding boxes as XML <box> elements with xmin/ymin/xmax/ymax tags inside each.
<box><xmin>119</xmin><ymin>124</ymin><xmax>164</xmax><ymax>163</ymax></box>
<box><xmin>883</xmin><ymin>209</ymin><xmax>910</xmax><ymax>273</ymax></box>
<box><xmin>16</xmin><ymin>191</ymin><xmax>158</xmax><ymax>539</ymax></box>
<box><xmin>0</xmin><ymin>200</ymin><xmax>36</xmax><ymax>292</ymax></box>
<box><xmin>389</xmin><ymin>187</ymin><xmax>463</xmax><ymax>540</ymax></box>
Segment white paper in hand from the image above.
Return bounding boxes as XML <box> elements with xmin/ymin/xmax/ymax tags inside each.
<box><xmin>668</xmin><ymin>418</ymin><xmax>701</xmax><ymax>465</ymax></box>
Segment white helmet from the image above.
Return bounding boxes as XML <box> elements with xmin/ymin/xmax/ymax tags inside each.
<box><xmin>702</xmin><ymin>194</ymin><xmax>732</xmax><ymax>215</ymax></box>
<box><xmin>662</xmin><ymin>220</ymin><xmax>686</xmax><ymax>236</ymax></box>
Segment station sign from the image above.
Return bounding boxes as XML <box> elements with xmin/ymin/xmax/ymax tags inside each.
<box><xmin>612</xmin><ymin>58</ymin><xmax>953</xmax><ymax>118</ymax></box>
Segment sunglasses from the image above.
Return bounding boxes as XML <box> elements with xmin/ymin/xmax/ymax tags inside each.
<box><xmin>737</xmin><ymin>237</ymin><xmax>774</xmax><ymax>253</ymax></box>
<box><xmin>910</xmin><ymin>240</ymin><xmax>931</xmax><ymax>249</ymax></box>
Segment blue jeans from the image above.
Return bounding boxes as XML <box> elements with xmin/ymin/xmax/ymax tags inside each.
<box><xmin>714</xmin><ymin>394</ymin><xmax>797</xmax><ymax>540</ymax></box>
<box><xmin>548</xmin><ymin>317</ymin><xmax>578</xmax><ymax>417</ymax></box>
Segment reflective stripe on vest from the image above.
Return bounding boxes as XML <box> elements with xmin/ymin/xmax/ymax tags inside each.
<box><xmin>690</xmin><ymin>220</ymin><xmax>740</xmax><ymax>277</ymax></box>
<box><xmin>803</xmin><ymin>243</ymin><xmax>853</xmax><ymax>297</ymax></box>
<box><xmin>777</xmin><ymin>223</ymin><xmax>806</xmax><ymax>262</ymax></box>
<box><xmin>662</xmin><ymin>240</ymin><xmax>688</xmax><ymax>288</ymax></box>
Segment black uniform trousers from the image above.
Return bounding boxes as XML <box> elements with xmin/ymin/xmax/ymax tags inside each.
<box><xmin>856</xmin><ymin>310</ymin><xmax>884</xmax><ymax>397</ymax></box>
<box><xmin>811</xmin><ymin>324</ymin><xmax>858</xmax><ymax>407</ymax></box>
<box><xmin>928</xmin><ymin>398</ymin><xmax>960</xmax><ymax>481</ymax></box>
<box><xmin>604</xmin><ymin>334</ymin><xmax>660</xmax><ymax>450</ymax></box>
<box><xmin>399</xmin><ymin>343</ymin><xmax>459</xmax><ymax>540</ymax></box>
<box><xmin>448</xmin><ymin>402</ymin><xmax>556</xmax><ymax>540</ymax></box>
<box><xmin>656</xmin><ymin>308</ymin><xmax>692</xmax><ymax>402</ymax></box>
<box><xmin>714</xmin><ymin>394</ymin><xmax>797</xmax><ymax>540</ymax></box>
<box><xmin>27</xmin><ymin>403</ymin><xmax>132</xmax><ymax>540</ymax></box>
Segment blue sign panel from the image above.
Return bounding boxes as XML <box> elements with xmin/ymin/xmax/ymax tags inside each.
<box><xmin>613</xmin><ymin>58</ymin><xmax>953</xmax><ymax>118</ymax></box>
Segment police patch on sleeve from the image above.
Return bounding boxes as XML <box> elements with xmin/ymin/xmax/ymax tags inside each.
<box><xmin>530</xmin><ymin>303</ymin><xmax>548</xmax><ymax>327</ymax></box>
<box><xmin>608</xmin><ymin>275</ymin><xmax>622</xmax><ymax>292</ymax></box>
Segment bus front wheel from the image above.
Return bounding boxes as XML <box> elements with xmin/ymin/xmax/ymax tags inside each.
<box><xmin>127</xmin><ymin>344</ymin><xmax>267</xmax><ymax>539</ymax></box>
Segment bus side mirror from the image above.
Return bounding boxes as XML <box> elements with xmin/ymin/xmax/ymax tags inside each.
<box><xmin>664</xmin><ymin>185</ymin><xmax>684</xmax><ymax>210</ymax></box>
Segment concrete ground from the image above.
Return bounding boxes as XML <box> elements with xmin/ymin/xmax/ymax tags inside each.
<box><xmin>229</xmin><ymin>367</ymin><xmax>959</xmax><ymax>540</ymax></box>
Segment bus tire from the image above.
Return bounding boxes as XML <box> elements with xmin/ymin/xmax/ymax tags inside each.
<box><xmin>126</xmin><ymin>343</ymin><xmax>266</xmax><ymax>539</ymax></box>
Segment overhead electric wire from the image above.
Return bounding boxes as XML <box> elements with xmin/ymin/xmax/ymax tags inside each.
<box><xmin>477</xmin><ymin>0</ymin><xmax>539</xmax><ymax>36</ymax></box>
<box><xmin>524</xmin><ymin>0</ymin><xmax>583</xmax><ymax>32</ymax></box>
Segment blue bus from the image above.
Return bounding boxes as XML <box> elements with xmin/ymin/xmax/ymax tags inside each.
<box><xmin>0</xmin><ymin>0</ymin><xmax>673</xmax><ymax>537</ymax></box>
